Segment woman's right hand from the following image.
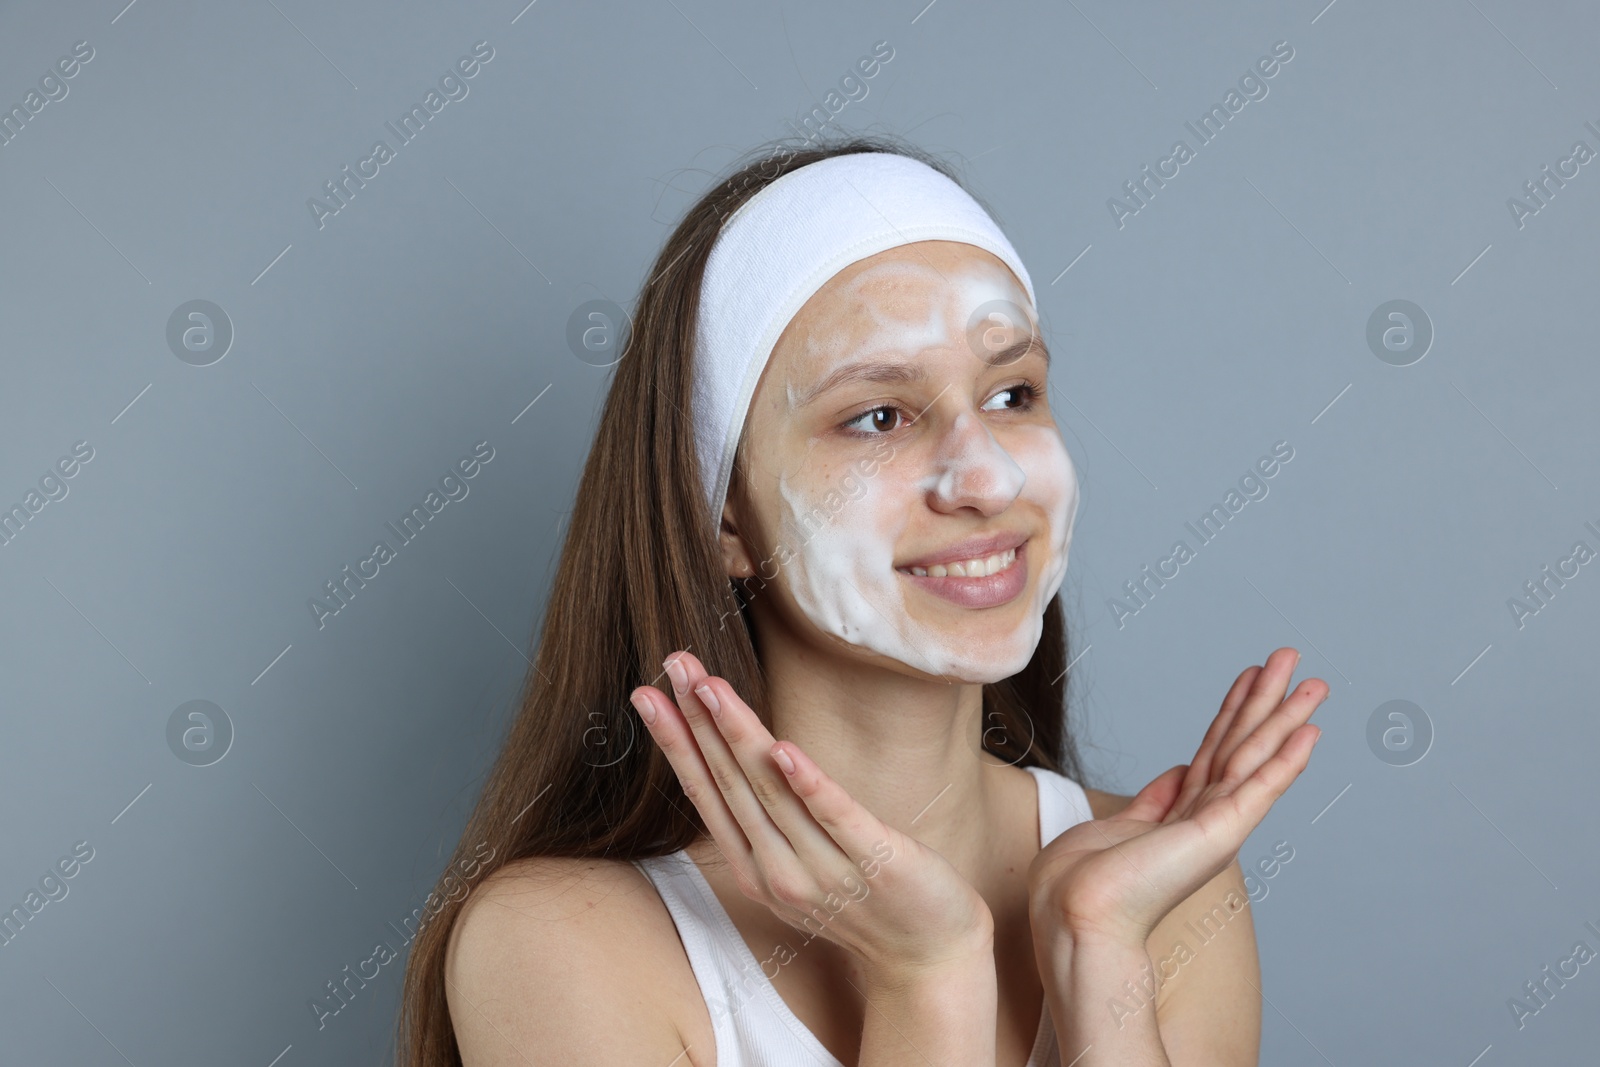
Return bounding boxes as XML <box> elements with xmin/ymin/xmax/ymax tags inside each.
<box><xmin>630</xmin><ymin>650</ymin><xmax>994</xmax><ymax>986</ymax></box>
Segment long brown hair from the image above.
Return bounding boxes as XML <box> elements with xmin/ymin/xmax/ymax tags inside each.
<box><xmin>394</xmin><ymin>132</ymin><xmax>1093</xmax><ymax>1066</ymax></box>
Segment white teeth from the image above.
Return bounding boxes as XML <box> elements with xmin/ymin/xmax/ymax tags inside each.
<box><xmin>904</xmin><ymin>547</ymin><xmax>1016</xmax><ymax>579</ymax></box>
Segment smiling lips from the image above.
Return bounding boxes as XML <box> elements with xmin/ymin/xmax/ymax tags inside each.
<box><xmin>895</xmin><ymin>541</ymin><xmax>1029</xmax><ymax>608</ymax></box>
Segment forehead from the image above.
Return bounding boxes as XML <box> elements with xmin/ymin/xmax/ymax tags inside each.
<box><xmin>770</xmin><ymin>240</ymin><xmax>1031</xmax><ymax>380</ymax></box>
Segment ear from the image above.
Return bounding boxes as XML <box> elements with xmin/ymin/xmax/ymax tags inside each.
<box><xmin>718</xmin><ymin>495</ymin><xmax>759</xmax><ymax>580</ymax></box>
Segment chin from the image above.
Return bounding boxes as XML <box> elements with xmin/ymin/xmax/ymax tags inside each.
<box><xmin>901</xmin><ymin>610</ymin><xmax>1046</xmax><ymax>684</ymax></box>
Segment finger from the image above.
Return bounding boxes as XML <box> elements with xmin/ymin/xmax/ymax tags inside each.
<box><xmin>659</xmin><ymin>652</ymin><xmax>800</xmax><ymax>874</ymax></box>
<box><xmin>1220</xmin><ymin>678</ymin><xmax>1328</xmax><ymax>787</ymax></box>
<box><xmin>1112</xmin><ymin>764</ymin><xmax>1188</xmax><ymax>824</ymax></box>
<box><xmin>769</xmin><ymin>737</ymin><xmax>900</xmax><ymax>877</ymax></box>
<box><xmin>1197</xmin><ymin>723</ymin><xmax>1320</xmax><ymax>844</ymax></box>
<box><xmin>1188</xmin><ymin>666</ymin><xmax>1261</xmax><ymax>782</ymax></box>
<box><xmin>692</xmin><ymin>674</ymin><xmax>860</xmax><ymax>880</ymax></box>
<box><xmin>1210</xmin><ymin>648</ymin><xmax>1300</xmax><ymax>779</ymax></box>
<box><xmin>631</xmin><ymin>685</ymin><xmax>755</xmax><ymax>871</ymax></box>
<box><xmin>1166</xmin><ymin>665</ymin><xmax>1261</xmax><ymax>822</ymax></box>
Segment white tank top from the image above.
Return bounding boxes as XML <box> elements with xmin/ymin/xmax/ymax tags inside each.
<box><xmin>633</xmin><ymin>765</ymin><xmax>1094</xmax><ymax>1067</ymax></box>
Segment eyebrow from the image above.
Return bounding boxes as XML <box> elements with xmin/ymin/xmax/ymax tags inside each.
<box><xmin>794</xmin><ymin>336</ymin><xmax>1050</xmax><ymax>409</ymax></box>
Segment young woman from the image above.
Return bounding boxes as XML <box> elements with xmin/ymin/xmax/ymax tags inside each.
<box><xmin>395</xmin><ymin>135</ymin><xmax>1327</xmax><ymax>1067</ymax></box>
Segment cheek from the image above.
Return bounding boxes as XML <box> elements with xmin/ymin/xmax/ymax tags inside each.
<box><xmin>774</xmin><ymin>467</ymin><xmax>914</xmax><ymax>647</ymax></box>
<box><xmin>776</xmin><ymin>464</ymin><xmax>905</xmax><ymax>573</ymax></box>
<box><xmin>1012</xmin><ymin>428</ymin><xmax>1078</xmax><ymax>541</ymax></box>
<box><xmin>845</xmin><ymin>473</ymin><xmax>912</xmax><ymax>557</ymax></box>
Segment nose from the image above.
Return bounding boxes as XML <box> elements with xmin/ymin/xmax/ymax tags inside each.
<box><xmin>919</xmin><ymin>408</ymin><xmax>1026</xmax><ymax>515</ymax></box>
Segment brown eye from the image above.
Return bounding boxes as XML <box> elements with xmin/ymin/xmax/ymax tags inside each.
<box><xmin>981</xmin><ymin>384</ymin><xmax>1040</xmax><ymax>412</ymax></box>
<box><xmin>844</xmin><ymin>405</ymin><xmax>903</xmax><ymax>435</ymax></box>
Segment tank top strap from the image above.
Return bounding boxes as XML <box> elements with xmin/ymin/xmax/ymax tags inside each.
<box><xmin>632</xmin><ymin>852</ymin><xmax>743</xmax><ymax>1021</ymax></box>
<box><xmin>632</xmin><ymin>852</ymin><xmax>845</xmax><ymax>1066</ymax></box>
<box><xmin>1018</xmin><ymin>765</ymin><xmax>1094</xmax><ymax>1067</ymax></box>
<box><xmin>1025</xmin><ymin>765</ymin><xmax>1095</xmax><ymax>846</ymax></box>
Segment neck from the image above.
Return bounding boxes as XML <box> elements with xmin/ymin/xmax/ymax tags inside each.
<box><xmin>752</xmin><ymin>621</ymin><xmax>1029</xmax><ymax>888</ymax></box>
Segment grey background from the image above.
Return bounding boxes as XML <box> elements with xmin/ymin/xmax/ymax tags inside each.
<box><xmin>1</xmin><ymin>0</ymin><xmax>1596</xmax><ymax>1063</ymax></box>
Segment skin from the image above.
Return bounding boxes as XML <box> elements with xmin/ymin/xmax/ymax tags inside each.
<box><xmin>444</xmin><ymin>241</ymin><xmax>1327</xmax><ymax>1067</ymax></box>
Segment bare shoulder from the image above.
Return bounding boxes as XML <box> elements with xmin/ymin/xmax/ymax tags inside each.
<box><xmin>1148</xmin><ymin>856</ymin><xmax>1261</xmax><ymax>1062</ymax></box>
<box><xmin>1082</xmin><ymin>786</ymin><xmax>1135</xmax><ymax>820</ymax></box>
<box><xmin>446</xmin><ymin>855</ymin><xmax>711</xmax><ymax>1066</ymax></box>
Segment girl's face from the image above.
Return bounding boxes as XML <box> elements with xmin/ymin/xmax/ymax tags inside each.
<box><xmin>721</xmin><ymin>240</ymin><xmax>1079</xmax><ymax>684</ymax></box>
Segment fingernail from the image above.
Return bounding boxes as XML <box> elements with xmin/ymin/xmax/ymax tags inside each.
<box><xmin>630</xmin><ymin>692</ymin><xmax>657</xmax><ymax>725</ymax></box>
<box><xmin>694</xmin><ymin>683</ymin><xmax>721</xmax><ymax>718</ymax></box>
<box><xmin>663</xmin><ymin>655</ymin><xmax>689</xmax><ymax>696</ymax></box>
<box><xmin>773</xmin><ymin>746</ymin><xmax>796</xmax><ymax>775</ymax></box>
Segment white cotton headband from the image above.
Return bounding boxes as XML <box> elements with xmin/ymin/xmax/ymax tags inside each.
<box><xmin>692</xmin><ymin>150</ymin><xmax>1038</xmax><ymax>528</ymax></box>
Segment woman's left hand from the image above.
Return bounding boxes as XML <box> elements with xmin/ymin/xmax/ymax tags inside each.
<box><xmin>1028</xmin><ymin>647</ymin><xmax>1327</xmax><ymax>949</ymax></box>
